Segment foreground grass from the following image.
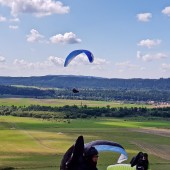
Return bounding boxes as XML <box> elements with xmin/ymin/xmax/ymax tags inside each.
<box><xmin>0</xmin><ymin>116</ymin><xmax>169</xmax><ymax>170</ymax></box>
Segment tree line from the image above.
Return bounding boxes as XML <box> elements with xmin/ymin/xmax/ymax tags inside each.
<box><xmin>0</xmin><ymin>85</ymin><xmax>170</xmax><ymax>102</ymax></box>
<box><xmin>0</xmin><ymin>104</ymin><xmax>169</xmax><ymax>119</ymax></box>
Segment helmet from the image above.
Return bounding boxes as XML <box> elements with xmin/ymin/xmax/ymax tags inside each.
<box><xmin>84</xmin><ymin>147</ymin><xmax>98</xmax><ymax>157</ymax></box>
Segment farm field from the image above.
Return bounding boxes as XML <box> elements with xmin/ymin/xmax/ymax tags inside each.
<box><xmin>0</xmin><ymin>98</ymin><xmax>152</xmax><ymax>108</ymax></box>
<box><xmin>0</xmin><ymin>116</ymin><xmax>169</xmax><ymax>170</ymax></box>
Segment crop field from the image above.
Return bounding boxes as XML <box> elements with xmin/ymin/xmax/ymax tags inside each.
<box><xmin>0</xmin><ymin>98</ymin><xmax>152</xmax><ymax>108</ymax></box>
<box><xmin>0</xmin><ymin>115</ymin><xmax>169</xmax><ymax>170</ymax></box>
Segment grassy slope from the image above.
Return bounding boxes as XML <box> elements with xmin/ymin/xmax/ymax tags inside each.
<box><xmin>0</xmin><ymin>98</ymin><xmax>151</xmax><ymax>108</ymax></box>
<box><xmin>0</xmin><ymin>116</ymin><xmax>169</xmax><ymax>170</ymax></box>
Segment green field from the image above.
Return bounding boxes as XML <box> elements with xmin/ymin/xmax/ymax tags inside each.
<box><xmin>0</xmin><ymin>98</ymin><xmax>152</xmax><ymax>108</ymax></box>
<box><xmin>0</xmin><ymin>115</ymin><xmax>169</xmax><ymax>170</ymax></box>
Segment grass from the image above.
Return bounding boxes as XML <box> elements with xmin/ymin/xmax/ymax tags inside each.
<box><xmin>0</xmin><ymin>98</ymin><xmax>151</xmax><ymax>108</ymax></box>
<box><xmin>0</xmin><ymin>116</ymin><xmax>169</xmax><ymax>170</ymax></box>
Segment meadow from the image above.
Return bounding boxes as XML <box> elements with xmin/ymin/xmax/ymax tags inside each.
<box><xmin>0</xmin><ymin>98</ymin><xmax>169</xmax><ymax>170</ymax></box>
<box><xmin>0</xmin><ymin>98</ymin><xmax>151</xmax><ymax>108</ymax></box>
<box><xmin>0</xmin><ymin>116</ymin><xmax>169</xmax><ymax>170</ymax></box>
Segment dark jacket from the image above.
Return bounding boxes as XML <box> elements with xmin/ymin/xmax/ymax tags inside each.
<box><xmin>82</xmin><ymin>158</ymin><xmax>98</xmax><ymax>170</ymax></box>
<box><xmin>130</xmin><ymin>152</ymin><xmax>149</xmax><ymax>170</ymax></box>
<box><xmin>136</xmin><ymin>159</ymin><xmax>149</xmax><ymax>170</ymax></box>
<box><xmin>61</xmin><ymin>136</ymin><xmax>98</xmax><ymax>170</ymax></box>
<box><xmin>65</xmin><ymin>157</ymin><xmax>98</xmax><ymax>170</ymax></box>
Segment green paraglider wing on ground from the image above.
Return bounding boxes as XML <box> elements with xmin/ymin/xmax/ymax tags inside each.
<box><xmin>107</xmin><ymin>164</ymin><xmax>136</xmax><ymax>170</ymax></box>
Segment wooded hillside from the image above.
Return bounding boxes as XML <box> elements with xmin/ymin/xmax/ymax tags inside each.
<box><xmin>0</xmin><ymin>75</ymin><xmax>170</xmax><ymax>90</ymax></box>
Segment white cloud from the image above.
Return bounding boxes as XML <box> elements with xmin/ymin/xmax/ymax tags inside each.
<box><xmin>115</xmin><ymin>61</ymin><xmax>139</xmax><ymax>70</ymax></box>
<box><xmin>9</xmin><ymin>18</ymin><xmax>20</xmax><ymax>22</ymax></box>
<box><xmin>27</xmin><ymin>30</ymin><xmax>81</xmax><ymax>44</ymax></box>
<box><xmin>93</xmin><ymin>58</ymin><xmax>108</xmax><ymax>65</ymax></box>
<box><xmin>0</xmin><ymin>65</ymin><xmax>7</xmax><ymax>69</ymax></box>
<box><xmin>26</xmin><ymin>29</ymin><xmax>44</xmax><ymax>42</ymax></box>
<box><xmin>162</xmin><ymin>6</ymin><xmax>170</xmax><ymax>16</ymax></box>
<box><xmin>13</xmin><ymin>59</ymin><xmax>52</xmax><ymax>69</ymax></box>
<box><xmin>115</xmin><ymin>61</ymin><xmax>130</xmax><ymax>67</ymax></box>
<box><xmin>161</xmin><ymin>63</ymin><xmax>170</xmax><ymax>71</ymax></box>
<box><xmin>9</xmin><ymin>25</ymin><xmax>19</xmax><ymax>29</ymax></box>
<box><xmin>136</xmin><ymin>13</ymin><xmax>152</xmax><ymax>22</ymax></box>
<box><xmin>137</xmin><ymin>51</ymin><xmax>167</xmax><ymax>62</ymax></box>
<box><xmin>48</xmin><ymin>56</ymin><xmax>64</xmax><ymax>65</ymax></box>
<box><xmin>114</xmin><ymin>61</ymin><xmax>146</xmax><ymax>75</ymax></box>
<box><xmin>50</xmin><ymin>32</ymin><xmax>81</xmax><ymax>44</ymax></box>
<box><xmin>0</xmin><ymin>0</ymin><xmax>69</xmax><ymax>17</ymax></box>
<box><xmin>0</xmin><ymin>15</ymin><xmax>6</xmax><ymax>22</ymax></box>
<box><xmin>0</xmin><ymin>56</ymin><xmax>6</xmax><ymax>62</ymax></box>
<box><xmin>138</xmin><ymin>39</ymin><xmax>161</xmax><ymax>48</ymax></box>
<box><xmin>13</xmin><ymin>59</ymin><xmax>31</xmax><ymax>67</ymax></box>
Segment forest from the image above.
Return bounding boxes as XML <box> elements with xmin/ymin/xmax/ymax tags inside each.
<box><xmin>0</xmin><ymin>85</ymin><xmax>170</xmax><ymax>102</ymax></box>
<box><xmin>0</xmin><ymin>75</ymin><xmax>170</xmax><ymax>90</ymax></box>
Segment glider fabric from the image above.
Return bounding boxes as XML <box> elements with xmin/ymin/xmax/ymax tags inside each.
<box><xmin>85</xmin><ymin>140</ymin><xmax>128</xmax><ymax>163</ymax></box>
<box><xmin>64</xmin><ymin>50</ymin><xmax>94</xmax><ymax>67</ymax></box>
<box><xmin>60</xmin><ymin>137</ymin><xmax>128</xmax><ymax>170</ymax></box>
<box><xmin>107</xmin><ymin>164</ymin><xmax>136</xmax><ymax>170</ymax></box>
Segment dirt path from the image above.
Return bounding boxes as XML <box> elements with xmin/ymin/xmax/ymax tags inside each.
<box><xmin>129</xmin><ymin>128</ymin><xmax>170</xmax><ymax>137</ymax></box>
<box><xmin>130</xmin><ymin>141</ymin><xmax>170</xmax><ymax>160</ymax></box>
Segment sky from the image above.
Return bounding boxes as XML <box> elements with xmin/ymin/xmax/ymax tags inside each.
<box><xmin>0</xmin><ymin>0</ymin><xmax>170</xmax><ymax>79</ymax></box>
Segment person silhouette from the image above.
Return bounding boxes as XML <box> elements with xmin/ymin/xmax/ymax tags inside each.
<box><xmin>60</xmin><ymin>136</ymin><xmax>99</xmax><ymax>170</ymax></box>
<box><xmin>130</xmin><ymin>152</ymin><xmax>149</xmax><ymax>170</ymax></box>
<box><xmin>83</xmin><ymin>146</ymin><xmax>99</xmax><ymax>170</ymax></box>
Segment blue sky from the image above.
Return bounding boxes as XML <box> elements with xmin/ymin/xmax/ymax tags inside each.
<box><xmin>0</xmin><ymin>0</ymin><xmax>170</xmax><ymax>78</ymax></box>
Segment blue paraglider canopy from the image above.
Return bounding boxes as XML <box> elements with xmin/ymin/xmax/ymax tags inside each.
<box><xmin>85</xmin><ymin>140</ymin><xmax>128</xmax><ymax>163</ymax></box>
<box><xmin>64</xmin><ymin>49</ymin><xmax>94</xmax><ymax>67</ymax></box>
<box><xmin>60</xmin><ymin>136</ymin><xmax>128</xmax><ymax>170</ymax></box>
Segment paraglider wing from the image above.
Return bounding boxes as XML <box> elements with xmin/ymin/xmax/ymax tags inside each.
<box><xmin>64</xmin><ymin>49</ymin><xmax>94</xmax><ymax>67</ymax></box>
<box><xmin>84</xmin><ymin>140</ymin><xmax>128</xmax><ymax>163</ymax></box>
<box><xmin>118</xmin><ymin>154</ymin><xmax>128</xmax><ymax>164</ymax></box>
<box><xmin>60</xmin><ymin>138</ymin><xmax>128</xmax><ymax>170</ymax></box>
<box><xmin>107</xmin><ymin>164</ymin><xmax>136</xmax><ymax>170</ymax></box>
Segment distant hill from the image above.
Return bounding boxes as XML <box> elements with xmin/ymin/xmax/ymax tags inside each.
<box><xmin>0</xmin><ymin>75</ymin><xmax>170</xmax><ymax>90</ymax></box>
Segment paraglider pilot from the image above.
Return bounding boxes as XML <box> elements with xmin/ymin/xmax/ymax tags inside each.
<box><xmin>60</xmin><ymin>136</ymin><xmax>99</xmax><ymax>170</ymax></box>
<box><xmin>60</xmin><ymin>135</ymin><xmax>128</xmax><ymax>170</ymax></box>
<box><xmin>72</xmin><ymin>88</ymin><xmax>79</xmax><ymax>93</ymax></box>
<box><xmin>130</xmin><ymin>152</ymin><xmax>149</xmax><ymax>170</ymax></box>
<box><xmin>84</xmin><ymin>146</ymin><xmax>99</xmax><ymax>170</ymax></box>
